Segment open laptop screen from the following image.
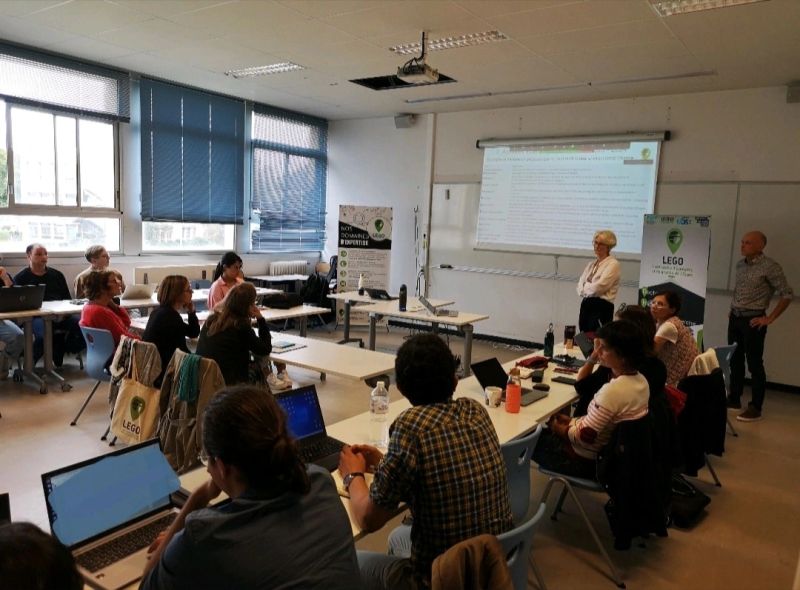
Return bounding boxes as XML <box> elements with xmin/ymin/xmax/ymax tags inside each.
<box><xmin>275</xmin><ymin>386</ymin><xmax>326</xmax><ymax>440</ymax></box>
<box><xmin>41</xmin><ymin>440</ymin><xmax>179</xmax><ymax>548</ymax></box>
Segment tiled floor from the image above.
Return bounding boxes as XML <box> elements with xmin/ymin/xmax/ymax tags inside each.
<box><xmin>1</xmin><ymin>324</ymin><xmax>797</xmax><ymax>589</ymax></box>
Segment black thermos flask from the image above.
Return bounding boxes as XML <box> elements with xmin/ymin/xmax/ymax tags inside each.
<box><xmin>399</xmin><ymin>284</ymin><xmax>407</xmax><ymax>312</ymax></box>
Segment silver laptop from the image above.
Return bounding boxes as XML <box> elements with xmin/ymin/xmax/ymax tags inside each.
<box><xmin>41</xmin><ymin>439</ymin><xmax>181</xmax><ymax>590</ymax></box>
<box><xmin>120</xmin><ymin>283</ymin><xmax>155</xmax><ymax>301</ymax></box>
<box><xmin>0</xmin><ymin>284</ymin><xmax>45</xmax><ymax>312</ymax></box>
<box><xmin>418</xmin><ymin>294</ymin><xmax>458</xmax><ymax>317</ymax></box>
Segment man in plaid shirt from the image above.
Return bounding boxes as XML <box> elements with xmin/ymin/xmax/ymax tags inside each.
<box><xmin>339</xmin><ymin>334</ymin><xmax>513</xmax><ymax>589</ymax></box>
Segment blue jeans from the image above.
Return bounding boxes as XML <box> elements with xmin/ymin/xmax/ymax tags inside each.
<box><xmin>357</xmin><ymin>524</ymin><xmax>415</xmax><ymax>590</ymax></box>
<box><xmin>0</xmin><ymin>320</ymin><xmax>24</xmax><ymax>358</ymax></box>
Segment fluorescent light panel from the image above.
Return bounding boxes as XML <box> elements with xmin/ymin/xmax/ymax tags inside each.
<box><xmin>389</xmin><ymin>30</ymin><xmax>507</xmax><ymax>55</ymax></box>
<box><xmin>649</xmin><ymin>0</ymin><xmax>769</xmax><ymax>17</ymax></box>
<box><xmin>225</xmin><ymin>62</ymin><xmax>304</xmax><ymax>78</ymax></box>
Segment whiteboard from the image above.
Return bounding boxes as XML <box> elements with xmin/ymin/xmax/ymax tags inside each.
<box><xmin>429</xmin><ymin>182</ymin><xmax>799</xmax><ymax>292</ymax></box>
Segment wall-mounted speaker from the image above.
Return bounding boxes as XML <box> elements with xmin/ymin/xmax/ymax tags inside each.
<box><xmin>787</xmin><ymin>81</ymin><xmax>800</xmax><ymax>103</ymax></box>
<box><xmin>394</xmin><ymin>114</ymin><xmax>416</xmax><ymax>128</ymax></box>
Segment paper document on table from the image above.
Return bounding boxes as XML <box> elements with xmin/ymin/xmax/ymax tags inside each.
<box><xmin>271</xmin><ymin>342</ymin><xmax>306</xmax><ymax>353</ymax></box>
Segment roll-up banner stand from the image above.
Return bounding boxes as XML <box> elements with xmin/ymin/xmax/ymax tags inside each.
<box><xmin>338</xmin><ymin>205</ymin><xmax>393</xmax><ymax>326</ymax></box>
<box><xmin>639</xmin><ymin>215</ymin><xmax>711</xmax><ymax>348</ymax></box>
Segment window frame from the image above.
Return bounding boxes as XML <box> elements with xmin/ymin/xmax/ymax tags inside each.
<box><xmin>1</xmin><ymin>100</ymin><xmax>123</xmax><ymax>254</ymax></box>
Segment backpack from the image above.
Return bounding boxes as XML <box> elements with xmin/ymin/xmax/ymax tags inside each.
<box><xmin>301</xmin><ymin>272</ymin><xmax>325</xmax><ymax>305</ymax></box>
<box><xmin>262</xmin><ymin>292</ymin><xmax>303</xmax><ymax>309</ymax></box>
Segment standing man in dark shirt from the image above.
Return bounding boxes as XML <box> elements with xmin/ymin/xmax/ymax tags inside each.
<box><xmin>13</xmin><ymin>243</ymin><xmax>84</xmax><ymax>368</ymax></box>
<box><xmin>728</xmin><ymin>231</ymin><xmax>793</xmax><ymax>422</ymax></box>
<box><xmin>339</xmin><ymin>334</ymin><xmax>513</xmax><ymax>589</ymax></box>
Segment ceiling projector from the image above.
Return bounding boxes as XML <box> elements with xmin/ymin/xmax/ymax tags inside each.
<box><xmin>397</xmin><ymin>62</ymin><xmax>439</xmax><ymax>84</ymax></box>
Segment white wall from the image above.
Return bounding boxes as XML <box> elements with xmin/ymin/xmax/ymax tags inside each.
<box><xmin>327</xmin><ymin>86</ymin><xmax>800</xmax><ymax>386</ymax></box>
<box><xmin>326</xmin><ymin>115</ymin><xmax>433</xmax><ymax>293</ymax></box>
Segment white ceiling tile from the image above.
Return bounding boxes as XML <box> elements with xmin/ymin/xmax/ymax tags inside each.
<box><xmin>276</xmin><ymin>0</ymin><xmax>374</xmax><ymax>19</ymax></box>
<box><xmin>0</xmin><ymin>15</ymin><xmax>77</xmax><ymax>46</ymax></box>
<box><xmin>321</xmin><ymin>1</ymin><xmax>476</xmax><ymax>39</ymax></box>
<box><xmin>517</xmin><ymin>18</ymin><xmax>675</xmax><ymax>56</ymax></box>
<box><xmin>455</xmin><ymin>0</ymin><xmax>583</xmax><ymax>19</ymax></box>
<box><xmin>451</xmin><ymin>56</ymin><xmax>581</xmax><ymax>93</ymax></box>
<box><xmin>365</xmin><ymin>17</ymin><xmax>503</xmax><ymax>50</ymax></box>
<box><xmin>276</xmin><ymin>40</ymin><xmax>394</xmax><ymax>71</ymax></box>
<box><xmin>19</xmin><ymin>0</ymin><xmax>152</xmax><ymax>36</ymax></box>
<box><xmin>149</xmin><ymin>39</ymin><xmax>278</xmax><ymax>74</ymax></box>
<box><xmin>108</xmin><ymin>0</ymin><xmax>233</xmax><ymax>18</ymax></box>
<box><xmin>0</xmin><ymin>0</ymin><xmax>69</xmax><ymax>17</ymax></box>
<box><xmin>43</xmin><ymin>35</ymin><xmax>136</xmax><ymax>60</ymax></box>
<box><xmin>94</xmin><ymin>17</ymin><xmax>217</xmax><ymax>52</ymax></box>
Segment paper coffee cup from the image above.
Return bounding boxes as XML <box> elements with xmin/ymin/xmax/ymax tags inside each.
<box><xmin>485</xmin><ymin>386</ymin><xmax>503</xmax><ymax>407</ymax></box>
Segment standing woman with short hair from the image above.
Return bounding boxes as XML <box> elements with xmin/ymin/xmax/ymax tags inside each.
<box><xmin>143</xmin><ymin>275</ymin><xmax>200</xmax><ymax>387</ymax></box>
<box><xmin>207</xmin><ymin>252</ymin><xmax>244</xmax><ymax>309</ymax></box>
<box><xmin>577</xmin><ymin>230</ymin><xmax>621</xmax><ymax>333</ymax></box>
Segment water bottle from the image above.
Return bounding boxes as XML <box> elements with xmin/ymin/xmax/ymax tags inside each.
<box><xmin>544</xmin><ymin>323</ymin><xmax>555</xmax><ymax>357</ymax></box>
<box><xmin>398</xmin><ymin>284</ymin><xmax>407</xmax><ymax>312</ymax></box>
<box><xmin>358</xmin><ymin>273</ymin><xmax>365</xmax><ymax>295</ymax></box>
<box><xmin>505</xmin><ymin>368</ymin><xmax>521</xmax><ymax>414</ymax></box>
<box><xmin>370</xmin><ymin>381</ymin><xmax>390</xmax><ymax>448</ymax></box>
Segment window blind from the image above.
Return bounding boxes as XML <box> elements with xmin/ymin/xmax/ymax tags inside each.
<box><xmin>251</xmin><ymin>105</ymin><xmax>327</xmax><ymax>251</ymax></box>
<box><xmin>140</xmin><ymin>78</ymin><xmax>245</xmax><ymax>224</ymax></box>
<box><xmin>0</xmin><ymin>42</ymin><xmax>130</xmax><ymax>121</ymax></box>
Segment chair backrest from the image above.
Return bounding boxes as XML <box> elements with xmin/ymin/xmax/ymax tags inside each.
<box><xmin>80</xmin><ymin>327</ymin><xmax>115</xmax><ymax>382</ymax></box>
<box><xmin>496</xmin><ymin>502</ymin><xmax>546</xmax><ymax>590</ymax></box>
<box><xmin>500</xmin><ymin>424</ymin><xmax>543</xmax><ymax>524</ymax></box>
<box><xmin>713</xmin><ymin>343</ymin><xmax>737</xmax><ymax>394</ymax></box>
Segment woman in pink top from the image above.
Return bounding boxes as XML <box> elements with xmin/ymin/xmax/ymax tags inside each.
<box><xmin>79</xmin><ymin>271</ymin><xmax>139</xmax><ymax>346</ymax></box>
<box><xmin>207</xmin><ymin>252</ymin><xmax>244</xmax><ymax>309</ymax></box>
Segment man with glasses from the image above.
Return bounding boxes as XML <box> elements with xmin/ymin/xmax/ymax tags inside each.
<box><xmin>727</xmin><ymin>231</ymin><xmax>793</xmax><ymax>422</ymax></box>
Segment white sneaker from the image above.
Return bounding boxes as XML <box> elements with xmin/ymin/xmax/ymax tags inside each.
<box><xmin>267</xmin><ymin>373</ymin><xmax>291</xmax><ymax>391</ymax></box>
<box><xmin>277</xmin><ymin>371</ymin><xmax>293</xmax><ymax>387</ymax></box>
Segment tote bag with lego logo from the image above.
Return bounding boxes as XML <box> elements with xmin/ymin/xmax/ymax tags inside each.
<box><xmin>110</xmin><ymin>363</ymin><xmax>160</xmax><ymax>444</ymax></box>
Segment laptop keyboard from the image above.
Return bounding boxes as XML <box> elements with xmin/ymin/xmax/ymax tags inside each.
<box><xmin>76</xmin><ymin>512</ymin><xmax>176</xmax><ymax>573</ymax></box>
<box><xmin>299</xmin><ymin>439</ymin><xmax>343</xmax><ymax>464</ymax></box>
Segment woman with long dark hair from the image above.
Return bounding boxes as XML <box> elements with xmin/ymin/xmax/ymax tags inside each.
<box><xmin>140</xmin><ymin>386</ymin><xmax>360</xmax><ymax>589</ymax></box>
<box><xmin>206</xmin><ymin>251</ymin><xmax>244</xmax><ymax>309</ymax></box>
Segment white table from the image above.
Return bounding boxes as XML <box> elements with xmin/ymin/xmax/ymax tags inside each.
<box><xmin>267</xmin><ymin>333</ymin><xmax>395</xmax><ymax>381</ymax></box>
<box><xmin>361</xmin><ymin>298</ymin><xmax>488</xmax><ymax>377</ymax></box>
<box><xmin>119</xmin><ymin>287</ymin><xmax>278</xmax><ymax>311</ymax></box>
<box><xmin>328</xmin><ymin>291</ymin><xmax>455</xmax><ymax>347</ymax></box>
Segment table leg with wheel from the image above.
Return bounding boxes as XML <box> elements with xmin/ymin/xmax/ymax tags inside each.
<box><xmin>368</xmin><ymin>313</ymin><xmax>380</xmax><ymax>351</ymax></box>
<box><xmin>462</xmin><ymin>324</ymin><xmax>474</xmax><ymax>377</ymax></box>
<box><xmin>299</xmin><ymin>316</ymin><xmax>308</xmax><ymax>337</ymax></box>
<box><xmin>20</xmin><ymin>318</ymin><xmax>46</xmax><ymax>391</ymax></box>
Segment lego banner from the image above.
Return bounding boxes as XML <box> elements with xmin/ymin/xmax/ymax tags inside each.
<box><xmin>639</xmin><ymin>215</ymin><xmax>711</xmax><ymax>347</ymax></box>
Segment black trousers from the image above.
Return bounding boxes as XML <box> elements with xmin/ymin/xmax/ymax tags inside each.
<box><xmin>532</xmin><ymin>428</ymin><xmax>597</xmax><ymax>480</ymax></box>
<box><xmin>579</xmin><ymin>297</ymin><xmax>614</xmax><ymax>333</ymax></box>
<box><xmin>727</xmin><ymin>314</ymin><xmax>767</xmax><ymax>410</ymax></box>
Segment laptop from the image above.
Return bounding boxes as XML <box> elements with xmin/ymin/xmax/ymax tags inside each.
<box><xmin>41</xmin><ymin>439</ymin><xmax>181</xmax><ymax>590</ymax></box>
<box><xmin>274</xmin><ymin>385</ymin><xmax>346</xmax><ymax>471</ymax></box>
<box><xmin>418</xmin><ymin>294</ymin><xmax>458</xmax><ymax>317</ymax></box>
<box><xmin>120</xmin><ymin>283</ymin><xmax>155</xmax><ymax>301</ymax></box>
<box><xmin>0</xmin><ymin>284</ymin><xmax>45</xmax><ymax>312</ymax></box>
<box><xmin>470</xmin><ymin>358</ymin><xmax>548</xmax><ymax>406</ymax></box>
<box><xmin>574</xmin><ymin>332</ymin><xmax>595</xmax><ymax>359</ymax></box>
<box><xmin>365</xmin><ymin>287</ymin><xmax>396</xmax><ymax>301</ymax></box>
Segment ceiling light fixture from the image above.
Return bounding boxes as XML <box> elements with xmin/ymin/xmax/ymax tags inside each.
<box><xmin>649</xmin><ymin>0</ymin><xmax>769</xmax><ymax>17</ymax></box>
<box><xmin>389</xmin><ymin>30</ymin><xmax>507</xmax><ymax>55</ymax></box>
<box><xmin>225</xmin><ymin>62</ymin><xmax>305</xmax><ymax>78</ymax></box>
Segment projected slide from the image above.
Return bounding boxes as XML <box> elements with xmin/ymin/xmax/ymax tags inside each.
<box><xmin>476</xmin><ymin>141</ymin><xmax>660</xmax><ymax>256</ymax></box>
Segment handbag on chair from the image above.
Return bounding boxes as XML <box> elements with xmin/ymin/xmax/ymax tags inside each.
<box><xmin>110</xmin><ymin>362</ymin><xmax>160</xmax><ymax>444</ymax></box>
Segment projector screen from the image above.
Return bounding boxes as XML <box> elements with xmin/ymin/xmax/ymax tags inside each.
<box><xmin>475</xmin><ymin>136</ymin><xmax>663</xmax><ymax>257</ymax></box>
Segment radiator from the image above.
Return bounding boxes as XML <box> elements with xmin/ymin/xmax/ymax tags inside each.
<box><xmin>270</xmin><ymin>260</ymin><xmax>308</xmax><ymax>276</ymax></box>
<box><xmin>134</xmin><ymin>264</ymin><xmax>217</xmax><ymax>285</ymax></box>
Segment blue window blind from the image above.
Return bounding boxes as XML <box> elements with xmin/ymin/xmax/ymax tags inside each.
<box><xmin>140</xmin><ymin>78</ymin><xmax>244</xmax><ymax>224</ymax></box>
<box><xmin>251</xmin><ymin>105</ymin><xmax>327</xmax><ymax>251</ymax></box>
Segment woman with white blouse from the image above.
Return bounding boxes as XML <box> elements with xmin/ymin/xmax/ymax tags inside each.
<box><xmin>577</xmin><ymin>230</ymin><xmax>621</xmax><ymax>333</ymax></box>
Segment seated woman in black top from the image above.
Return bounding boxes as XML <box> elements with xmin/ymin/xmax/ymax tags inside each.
<box><xmin>195</xmin><ymin>282</ymin><xmax>272</xmax><ymax>386</ymax></box>
<box><xmin>142</xmin><ymin>275</ymin><xmax>200</xmax><ymax>387</ymax></box>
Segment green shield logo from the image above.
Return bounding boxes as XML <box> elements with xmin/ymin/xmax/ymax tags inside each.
<box><xmin>666</xmin><ymin>229</ymin><xmax>683</xmax><ymax>254</ymax></box>
<box><xmin>374</xmin><ymin>219</ymin><xmax>384</xmax><ymax>233</ymax></box>
<box><xmin>130</xmin><ymin>397</ymin><xmax>146</xmax><ymax>420</ymax></box>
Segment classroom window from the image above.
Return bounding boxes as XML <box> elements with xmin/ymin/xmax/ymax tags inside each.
<box><xmin>0</xmin><ymin>42</ymin><xmax>127</xmax><ymax>253</ymax></box>
<box><xmin>250</xmin><ymin>106</ymin><xmax>327</xmax><ymax>252</ymax></box>
<box><xmin>141</xmin><ymin>221</ymin><xmax>235</xmax><ymax>252</ymax></box>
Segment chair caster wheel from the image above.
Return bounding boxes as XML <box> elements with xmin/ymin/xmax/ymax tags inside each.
<box><xmin>13</xmin><ymin>370</ymin><xmax>24</xmax><ymax>383</ymax></box>
<box><xmin>61</xmin><ymin>382</ymin><xmax>73</xmax><ymax>392</ymax></box>
<box><xmin>39</xmin><ymin>384</ymin><xmax>48</xmax><ymax>394</ymax></box>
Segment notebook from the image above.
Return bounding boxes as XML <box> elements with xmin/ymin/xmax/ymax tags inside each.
<box><xmin>365</xmin><ymin>288</ymin><xmax>396</xmax><ymax>301</ymax></box>
<box><xmin>41</xmin><ymin>439</ymin><xmax>181</xmax><ymax>590</ymax></box>
<box><xmin>274</xmin><ymin>385</ymin><xmax>346</xmax><ymax>471</ymax></box>
<box><xmin>0</xmin><ymin>285</ymin><xmax>45</xmax><ymax>313</ymax></box>
<box><xmin>418</xmin><ymin>295</ymin><xmax>458</xmax><ymax>317</ymax></box>
<box><xmin>120</xmin><ymin>283</ymin><xmax>155</xmax><ymax>301</ymax></box>
<box><xmin>470</xmin><ymin>358</ymin><xmax>548</xmax><ymax>406</ymax></box>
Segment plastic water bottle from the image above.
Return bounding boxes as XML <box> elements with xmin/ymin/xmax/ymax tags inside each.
<box><xmin>370</xmin><ymin>381</ymin><xmax>389</xmax><ymax>448</ymax></box>
<box><xmin>398</xmin><ymin>284</ymin><xmax>407</xmax><ymax>312</ymax></box>
<box><xmin>358</xmin><ymin>273</ymin><xmax>365</xmax><ymax>295</ymax></box>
